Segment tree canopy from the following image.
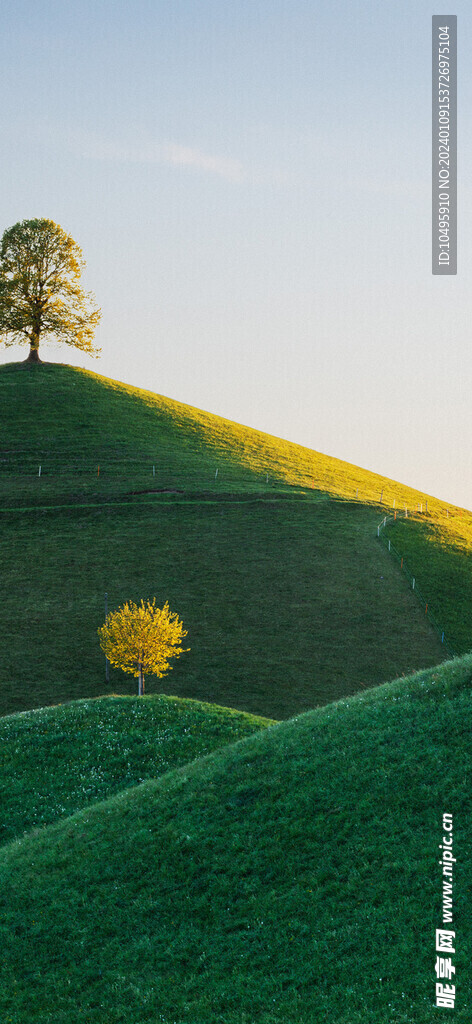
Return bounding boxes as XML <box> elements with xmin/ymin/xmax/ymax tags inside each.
<box><xmin>0</xmin><ymin>218</ymin><xmax>101</xmax><ymax>362</ymax></box>
<box><xmin>98</xmin><ymin>599</ymin><xmax>190</xmax><ymax>696</ymax></box>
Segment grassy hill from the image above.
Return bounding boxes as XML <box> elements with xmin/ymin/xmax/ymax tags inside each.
<box><xmin>0</xmin><ymin>694</ymin><xmax>274</xmax><ymax>847</ymax></box>
<box><xmin>2</xmin><ymin>359</ymin><xmax>472</xmax><ymax>1023</ymax></box>
<box><xmin>0</xmin><ymin>359</ymin><xmax>468</xmax><ymax>509</ymax></box>
<box><xmin>0</xmin><ymin>360</ymin><xmax>458</xmax><ymax>718</ymax></box>
<box><xmin>0</xmin><ymin>496</ymin><xmax>447</xmax><ymax>719</ymax></box>
<box><xmin>2</xmin><ymin>359</ymin><xmax>471</xmax><ymax>718</ymax></box>
<box><xmin>1</xmin><ymin>655</ymin><xmax>471</xmax><ymax>1023</ymax></box>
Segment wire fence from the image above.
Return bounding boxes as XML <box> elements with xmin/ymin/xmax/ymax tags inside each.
<box><xmin>0</xmin><ymin>455</ymin><xmax>276</xmax><ymax>489</ymax></box>
<box><xmin>377</xmin><ymin>511</ymin><xmax>456</xmax><ymax>658</ymax></box>
<box><xmin>0</xmin><ymin>455</ymin><xmax>470</xmax><ymax>522</ymax></box>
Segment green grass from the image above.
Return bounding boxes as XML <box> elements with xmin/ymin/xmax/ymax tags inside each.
<box><xmin>383</xmin><ymin>515</ymin><xmax>472</xmax><ymax>656</ymax></box>
<box><xmin>2</xmin><ymin>359</ymin><xmax>472</xmax><ymax>1022</ymax></box>
<box><xmin>0</xmin><ymin>360</ymin><xmax>468</xmax><ymax>509</ymax></box>
<box><xmin>0</xmin><ymin>498</ymin><xmax>446</xmax><ymax>719</ymax></box>
<box><xmin>0</xmin><ymin>694</ymin><xmax>274</xmax><ymax>846</ymax></box>
<box><xmin>1</xmin><ymin>360</ymin><xmax>462</xmax><ymax>720</ymax></box>
<box><xmin>1</xmin><ymin>654</ymin><xmax>471</xmax><ymax>1023</ymax></box>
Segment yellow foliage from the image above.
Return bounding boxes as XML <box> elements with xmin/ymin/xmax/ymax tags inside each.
<box><xmin>98</xmin><ymin>599</ymin><xmax>189</xmax><ymax>685</ymax></box>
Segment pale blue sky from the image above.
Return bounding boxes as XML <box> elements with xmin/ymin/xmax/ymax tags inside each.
<box><xmin>1</xmin><ymin>1</ymin><xmax>472</xmax><ymax>507</ymax></box>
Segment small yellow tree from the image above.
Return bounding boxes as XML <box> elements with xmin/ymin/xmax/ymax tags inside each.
<box><xmin>98</xmin><ymin>598</ymin><xmax>189</xmax><ymax>696</ymax></box>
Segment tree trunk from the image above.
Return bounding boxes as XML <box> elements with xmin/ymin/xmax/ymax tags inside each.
<box><xmin>138</xmin><ymin>667</ymin><xmax>145</xmax><ymax>696</ymax></box>
<box><xmin>25</xmin><ymin>348</ymin><xmax>42</xmax><ymax>363</ymax></box>
<box><xmin>25</xmin><ymin>335</ymin><xmax>42</xmax><ymax>363</ymax></box>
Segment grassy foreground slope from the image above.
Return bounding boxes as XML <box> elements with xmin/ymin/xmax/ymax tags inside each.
<box><xmin>1</xmin><ymin>654</ymin><xmax>471</xmax><ymax>1024</ymax></box>
<box><xmin>0</xmin><ymin>694</ymin><xmax>274</xmax><ymax>847</ymax></box>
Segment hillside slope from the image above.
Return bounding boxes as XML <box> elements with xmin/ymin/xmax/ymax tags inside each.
<box><xmin>1</xmin><ymin>359</ymin><xmax>468</xmax><ymax>718</ymax></box>
<box><xmin>0</xmin><ymin>360</ymin><xmax>467</xmax><ymax>509</ymax></box>
<box><xmin>383</xmin><ymin>514</ymin><xmax>472</xmax><ymax>655</ymax></box>
<box><xmin>1</xmin><ymin>654</ymin><xmax>471</xmax><ymax>1023</ymax></box>
<box><xmin>0</xmin><ymin>694</ymin><xmax>275</xmax><ymax>846</ymax></box>
<box><xmin>0</xmin><ymin>498</ymin><xmax>445</xmax><ymax>718</ymax></box>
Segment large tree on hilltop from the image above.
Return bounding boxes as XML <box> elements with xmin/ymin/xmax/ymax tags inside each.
<box><xmin>0</xmin><ymin>218</ymin><xmax>101</xmax><ymax>363</ymax></box>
